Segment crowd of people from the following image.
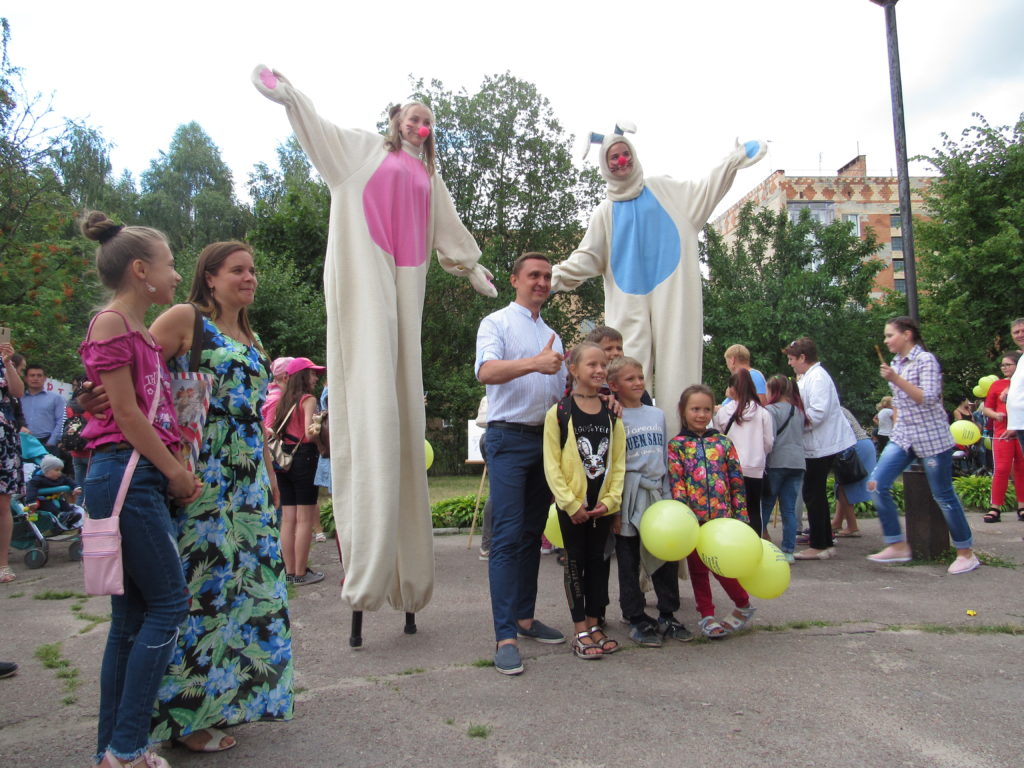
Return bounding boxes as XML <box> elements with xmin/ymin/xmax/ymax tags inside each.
<box><xmin>0</xmin><ymin>76</ymin><xmax>1021</xmax><ymax>767</ymax></box>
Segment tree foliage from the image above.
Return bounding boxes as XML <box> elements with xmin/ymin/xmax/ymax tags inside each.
<box><xmin>139</xmin><ymin>122</ymin><xmax>251</xmax><ymax>253</ymax></box>
<box><xmin>701</xmin><ymin>204</ymin><xmax>887</xmax><ymax>421</ymax></box>
<box><xmin>915</xmin><ymin>112</ymin><xmax>1024</xmax><ymax>397</ymax></box>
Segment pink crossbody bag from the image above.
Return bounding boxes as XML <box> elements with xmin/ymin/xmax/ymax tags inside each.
<box><xmin>80</xmin><ymin>341</ymin><xmax>163</xmax><ymax>596</ymax></box>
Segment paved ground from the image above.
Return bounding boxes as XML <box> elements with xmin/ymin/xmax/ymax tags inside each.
<box><xmin>2</xmin><ymin>515</ymin><xmax>1023</xmax><ymax>768</ymax></box>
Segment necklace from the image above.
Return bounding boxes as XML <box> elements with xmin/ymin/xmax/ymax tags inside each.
<box><xmin>572</xmin><ymin>391</ymin><xmax>600</xmax><ymax>399</ymax></box>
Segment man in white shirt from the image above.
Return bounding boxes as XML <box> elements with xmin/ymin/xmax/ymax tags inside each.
<box><xmin>1005</xmin><ymin>318</ymin><xmax>1024</xmax><ymax>452</ymax></box>
<box><xmin>475</xmin><ymin>253</ymin><xmax>567</xmax><ymax>675</ymax></box>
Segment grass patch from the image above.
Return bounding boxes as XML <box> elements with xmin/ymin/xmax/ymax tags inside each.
<box><xmin>445</xmin><ymin>717</ymin><xmax>455</xmax><ymax>726</ymax></box>
<box><xmin>399</xmin><ymin>667</ymin><xmax>425</xmax><ymax>676</ymax></box>
<box><xmin>905</xmin><ymin>548</ymin><xmax>1017</xmax><ymax>569</ymax></box>
<box><xmin>34</xmin><ymin>590</ymin><xmax>87</xmax><ymax>600</ymax></box>
<box><xmin>466</xmin><ymin>724</ymin><xmax>491</xmax><ymax>739</ymax></box>
<box><xmin>294</xmin><ymin>686</ymin><xmax>308</xmax><ymax>695</ymax></box>
<box><xmin>7</xmin><ymin>591</ymin><xmax>24</xmax><ymax>598</ymax></box>
<box><xmin>884</xmin><ymin>623</ymin><xmax>1024</xmax><ymax>636</ymax></box>
<box><xmin>758</xmin><ymin>620</ymin><xmax>839</xmax><ymax>632</ymax></box>
<box><xmin>470</xmin><ymin>658</ymin><xmax>494</xmax><ymax>668</ymax></box>
<box><xmin>34</xmin><ymin>642</ymin><xmax>80</xmax><ymax>705</ymax></box>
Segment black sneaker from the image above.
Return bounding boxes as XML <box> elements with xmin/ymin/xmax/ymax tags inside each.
<box><xmin>293</xmin><ymin>568</ymin><xmax>325</xmax><ymax>586</ymax></box>
<box><xmin>0</xmin><ymin>661</ymin><xmax>17</xmax><ymax>679</ymax></box>
<box><xmin>658</xmin><ymin>616</ymin><xmax>694</xmax><ymax>642</ymax></box>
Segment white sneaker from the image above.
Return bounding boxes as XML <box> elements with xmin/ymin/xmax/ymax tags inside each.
<box><xmin>947</xmin><ymin>554</ymin><xmax>980</xmax><ymax>575</ymax></box>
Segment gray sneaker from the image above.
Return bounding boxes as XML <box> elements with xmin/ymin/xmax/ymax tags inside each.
<box><xmin>516</xmin><ymin>619</ymin><xmax>566</xmax><ymax>644</ymax></box>
<box><xmin>293</xmin><ymin>568</ymin><xmax>325</xmax><ymax>586</ymax></box>
<box><xmin>629</xmin><ymin>621</ymin><xmax>662</xmax><ymax>647</ymax></box>
<box><xmin>494</xmin><ymin>644</ymin><xmax>524</xmax><ymax>675</ymax></box>
<box><xmin>658</xmin><ymin>616</ymin><xmax>694</xmax><ymax>642</ymax></box>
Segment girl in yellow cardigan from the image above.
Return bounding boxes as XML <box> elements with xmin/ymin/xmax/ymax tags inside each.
<box><xmin>543</xmin><ymin>343</ymin><xmax>625</xmax><ymax>659</ymax></box>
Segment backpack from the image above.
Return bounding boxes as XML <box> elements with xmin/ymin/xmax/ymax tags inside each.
<box><xmin>555</xmin><ymin>394</ymin><xmax>616</xmax><ymax>447</ymax></box>
<box><xmin>59</xmin><ymin>411</ymin><xmax>88</xmax><ymax>453</ymax></box>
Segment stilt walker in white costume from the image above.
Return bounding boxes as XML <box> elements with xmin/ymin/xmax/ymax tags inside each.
<box><xmin>551</xmin><ymin>124</ymin><xmax>766</xmax><ymax>435</ymax></box>
<box><xmin>252</xmin><ymin>65</ymin><xmax>497</xmax><ymax>645</ymax></box>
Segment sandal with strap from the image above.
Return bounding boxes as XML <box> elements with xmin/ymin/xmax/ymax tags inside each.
<box><xmin>175</xmin><ymin>727</ymin><xmax>236</xmax><ymax>753</ymax></box>
<box><xmin>0</xmin><ymin>565</ymin><xmax>15</xmax><ymax>584</ymax></box>
<box><xmin>983</xmin><ymin>507</ymin><xmax>1002</xmax><ymax>523</ymax></box>
<box><xmin>720</xmin><ymin>605</ymin><xmax>756</xmax><ymax>633</ymax></box>
<box><xmin>572</xmin><ymin>630</ymin><xmax>604</xmax><ymax>659</ymax></box>
<box><xmin>101</xmin><ymin>751</ymin><xmax>170</xmax><ymax>768</ymax></box>
<box><xmin>588</xmin><ymin>625</ymin><xmax>619</xmax><ymax>654</ymax></box>
<box><xmin>697</xmin><ymin>616</ymin><xmax>728</xmax><ymax>640</ymax></box>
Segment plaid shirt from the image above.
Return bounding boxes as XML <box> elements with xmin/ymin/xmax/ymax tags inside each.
<box><xmin>888</xmin><ymin>345</ymin><xmax>954</xmax><ymax>457</ymax></box>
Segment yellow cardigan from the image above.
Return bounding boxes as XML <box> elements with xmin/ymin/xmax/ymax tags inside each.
<box><xmin>542</xmin><ymin>402</ymin><xmax>625</xmax><ymax>517</ymax></box>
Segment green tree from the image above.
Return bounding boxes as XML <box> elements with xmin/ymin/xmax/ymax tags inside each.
<box><xmin>701</xmin><ymin>204</ymin><xmax>886</xmax><ymax>422</ymax></box>
<box><xmin>0</xmin><ymin>18</ymin><xmax>102</xmax><ymax>378</ymax></box>
<box><xmin>915</xmin><ymin>112</ymin><xmax>1024</xmax><ymax>397</ymax></box>
<box><xmin>139</xmin><ymin>122</ymin><xmax>251</xmax><ymax>253</ymax></box>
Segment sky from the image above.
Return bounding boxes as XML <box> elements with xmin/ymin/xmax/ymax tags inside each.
<box><xmin>5</xmin><ymin>0</ymin><xmax>1024</xmax><ymax>218</ymax></box>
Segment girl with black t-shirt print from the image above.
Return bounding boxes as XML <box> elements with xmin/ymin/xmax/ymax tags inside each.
<box><xmin>543</xmin><ymin>343</ymin><xmax>625</xmax><ymax>659</ymax></box>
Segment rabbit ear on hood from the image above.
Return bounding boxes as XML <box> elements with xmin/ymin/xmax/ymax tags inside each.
<box><xmin>583</xmin><ymin>121</ymin><xmax>644</xmax><ymax>201</ymax></box>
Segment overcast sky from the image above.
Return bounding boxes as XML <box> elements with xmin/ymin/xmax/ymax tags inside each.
<box><xmin>5</xmin><ymin>0</ymin><xmax>1023</xmax><ymax>217</ymax></box>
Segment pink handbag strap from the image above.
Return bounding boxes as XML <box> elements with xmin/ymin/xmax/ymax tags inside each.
<box><xmin>110</xmin><ymin>377</ymin><xmax>163</xmax><ymax>520</ymax></box>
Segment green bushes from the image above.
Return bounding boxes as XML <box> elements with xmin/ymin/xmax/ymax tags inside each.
<box><xmin>952</xmin><ymin>476</ymin><xmax>1014</xmax><ymax>511</ymax></box>
<box><xmin>319</xmin><ymin>492</ymin><xmax>487</xmax><ymax>533</ymax></box>
<box><xmin>431</xmin><ymin>494</ymin><xmax>486</xmax><ymax>529</ymax></box>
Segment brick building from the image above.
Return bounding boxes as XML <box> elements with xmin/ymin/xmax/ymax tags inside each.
<box><xmin>710</xmin><ymin>155</ymin><xmax>931</xmax><ymax>298</ymax></box>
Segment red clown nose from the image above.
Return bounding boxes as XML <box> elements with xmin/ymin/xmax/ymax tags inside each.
<box><xmin>617</xmin><ymin>156</ymin><xmax>628</xmax><ymax>167</ymax></box>
<box><xmin>418</xmin><ymin>126</ymin><xmax>431</xmax><ymax>138</ymax></box>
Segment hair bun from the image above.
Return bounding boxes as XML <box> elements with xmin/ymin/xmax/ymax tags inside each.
<box><xmin>388</xmin><ymin>104</ymin><xmax>402</xmax><ymax>120</ymax></box>
<box><xmin>80</xmin><ymin>211</ymin><xmax>118</xmax><ymax>242</ymax></box>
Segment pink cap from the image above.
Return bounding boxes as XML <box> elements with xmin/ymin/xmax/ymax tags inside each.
<box><xmin>286</xmin><ymin>357</ymin><xmax>326</xmax><ymax>376</ymax></box>
<box><xmin>271</xmin><ymin>357</ymin><xmax>295</xmax><ymax>377</ymax></box>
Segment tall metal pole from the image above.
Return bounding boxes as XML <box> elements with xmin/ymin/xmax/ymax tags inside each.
<box><xmin>871</xmin><ymin>0</ymin><xmax>919</xmax><ymax>321</ymax></box>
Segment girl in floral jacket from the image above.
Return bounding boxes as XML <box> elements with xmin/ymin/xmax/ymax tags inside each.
<box><xmin>667</xmin><ymin>384</ymin><xmax>755</xmax><ymax>639</ymax></box>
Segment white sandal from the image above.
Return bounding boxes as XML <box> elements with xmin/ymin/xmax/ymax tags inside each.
<box><xmin>697</xmin><ymin>616</ymin><xmax>727</xmax><ymax>640</ymax></box>
<box><xmin>0</xmin><ymin>565</ymin><xmax>15</xmax><ymax>584</ymax></box>
<box><xmin>720</xmin><ymin>605</ymin><xmax>756</xmax><ymax>633</ymax></box>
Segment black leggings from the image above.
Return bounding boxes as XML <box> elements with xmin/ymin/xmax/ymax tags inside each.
<box><xmin>615</xmin><ymin>533</ymin><xmax>679</xmax><ymax>623</ymax></box>
<box><xmin>558</xmin><ymin>511</ymin><xmax>613</xmax><ymax>624</ymax></box>
<box><xmin>744</xmin><ymin>475</ymin><xmax>764</xmax><ymax>535</ymax></box>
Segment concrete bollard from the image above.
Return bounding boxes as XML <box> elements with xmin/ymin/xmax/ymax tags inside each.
<box><xmin>902</xmin><ymin>464</ymin><xmax>949</xmax><ymax>559</ymax></box>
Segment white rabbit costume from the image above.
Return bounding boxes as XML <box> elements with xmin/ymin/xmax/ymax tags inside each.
<box><xmin>252</xmin><ymin>66</ymin><xmax>496</xmax><ymax>613</ymax></box>
<box><xmin>552</xmin><ymin>129</ymin><xmax>766</xmax><ymax>435</ymax></box>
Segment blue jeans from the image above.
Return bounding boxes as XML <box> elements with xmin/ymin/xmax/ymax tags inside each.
<box><xmin>484</xmin><ymin>428</ymin><xmax>550</xmax><ymax>642</ymax></box>
<box><xmin>868</xmin><ymin>442</ymin><xmax>973</xmax><ymax>549</ymax></box>
<box><xmin>85</xmin><ymin>450</ymin><xmax>189</xmax><ymax>762</ymax></box>
<box><xmin>762</xmin><ymin>467</ymin><xmax>804</xmax><ymax>553</ymax></box>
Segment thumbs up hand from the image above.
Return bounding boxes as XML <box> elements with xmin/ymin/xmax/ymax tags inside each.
<box><xmin>533</xmin><ymin>334</ymin><xmax>564</xmax><ymax>375</ymax></box>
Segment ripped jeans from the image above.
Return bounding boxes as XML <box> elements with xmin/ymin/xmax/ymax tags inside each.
<box><xmin>868</xmin><ymin>442</ymin><xmax>973</xmax><ymax>549</ymax></box>
<box><xmin>84</xmin><ymin>449</ymin><xmax>189</xmax><ymax>762</ymax></box>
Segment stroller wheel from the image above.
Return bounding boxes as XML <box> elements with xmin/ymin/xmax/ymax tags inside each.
<box><xmin>68</xmin><ymin>540</ymin><xmax>83</xmax><ymax>562</ymax></box>
<box><xmin>24</xmin><ymin>548</ymin><xmax>48</xmax><ymax>569</ymax></box>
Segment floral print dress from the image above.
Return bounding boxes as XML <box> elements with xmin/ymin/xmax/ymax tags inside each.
<box><xmin>151</xmin><ymin>316</ymin><xmax>293</xmax><ymax>741</ymax></box>
<box><xmin>0</xmin><ymin>358</ymin><xmax>24</xmax><ymax>497</ymax></box>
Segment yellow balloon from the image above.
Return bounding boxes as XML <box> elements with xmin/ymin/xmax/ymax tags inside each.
<box><xmin>738</xmin><ymin>540</ymin><xmax>792</xmax><ymax>599</ymax></box>
<box><xmin>544</xmin><ymin>503</ymin><xmax>564</xmax><ymax>549</ymax></box>
<box><xmin>981</xmin><ymin>374</ymin><xmax>1000</xmax><ymax>386</ymax></box>
<box><xmin>984</xmin><ymin>437</ymin><xmax>992</xmax><ymax>451</ymax></box>
<box><xmin>950</xmin><ymin>420</ymin><xmax>981</xmax><ymax>446</ymax></box>
<box><xmin>696</xmin><ymin>517</ymin><xmax>763</xmax><ymax>579</ymax></box>
<box><xmin>638</xmin><ymin>499</ymin><xmax>699</xmax><ymax>561</ymax></box>
<box><xmin>972</xmin><ymin>385</ymin><xmax>985</xmax><ymax>398</ymax></box>
<box><xmin>424</xmin><ymin>439</ymin><xmax>434</xmax><ymax>470</ymax></box>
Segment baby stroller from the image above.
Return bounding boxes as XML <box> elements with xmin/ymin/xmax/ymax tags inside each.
<box><xmin>12</xmin><ymin>436</ymin><xmax>83</xmax><ymax>568</ymax></box>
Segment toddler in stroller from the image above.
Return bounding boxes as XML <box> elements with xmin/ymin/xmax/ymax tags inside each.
<box><xmin>12</xmin><ymin>454</ymin><xmax>83</xmax><ymax>568</ymax></box>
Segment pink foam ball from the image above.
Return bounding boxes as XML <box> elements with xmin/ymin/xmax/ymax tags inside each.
<box><xmin>418</xmin><ymin>126</ymin><xmax>431</xmax><ymax>138</ymax></box>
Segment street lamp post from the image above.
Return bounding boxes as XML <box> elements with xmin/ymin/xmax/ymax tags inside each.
<box><xmin>870</xmin><ymin>0</ymin><xmax>919</xmax><ymax>322</ymax></box>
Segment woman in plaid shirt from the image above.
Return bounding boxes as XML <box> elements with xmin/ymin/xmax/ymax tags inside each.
<box><xmin>866</xmin><ymin>316</ymin><xmax>979</xmax><ymax>574</ymax></box>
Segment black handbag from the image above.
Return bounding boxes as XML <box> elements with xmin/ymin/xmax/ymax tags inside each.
<box><xmin>835</xmin><ymin>444</ymin><xmax>867</xmax><ymax>485</ymax></box>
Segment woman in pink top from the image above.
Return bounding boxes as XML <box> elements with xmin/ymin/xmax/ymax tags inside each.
<box><xmin>265</xmin><ymin>357</ymin><xmax>325</xmax><ymax>584</ymax></box>
<box><xmin>78</xmin><ymin>211</ymin><xmax>201</xmax><ymax>768</ymax></box>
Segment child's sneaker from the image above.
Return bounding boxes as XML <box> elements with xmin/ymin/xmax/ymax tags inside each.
<box><xmin>657</xmin><ymin>615</ymin><xmax>694</xmax><ymax>642</ymax></box>
<box><xmin>628</xmin><ymin>619</ymin><xmax>662</xmax><ymax>647</ymax></box>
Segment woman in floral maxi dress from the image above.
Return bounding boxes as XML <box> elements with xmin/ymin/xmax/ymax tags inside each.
<box><xmin>149</xmin><ymin>242</ymin><xmax>292</xmax><ymax>752</ymax></box>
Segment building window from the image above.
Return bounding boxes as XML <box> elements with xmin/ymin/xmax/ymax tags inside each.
<box><xmin>894</xmin><ymin>278</ymin><xmax>906</xmax><ymax>294</ymax></box>
<box><xmin>892</xmin><ymin>258</ymin><xmax>904</xmax><ymax>274</ymax></box>
<box><xmin>842</xmin><ymin>213</ymin><xmax>860</xmax><ymax>236</ymax></box>
<box><xmin>890</xmin><ymin>213</ymin><xmax>902</xmax><ymax>230</ymax></box>
<box><xmin>891</xmin><ymin>236</ymin><xmax>903</xmax><ymax>252</ymax></box>
<box><xmin>788</xmin><ymin>201</ymin><xmax>835</xmax><ymax>226</ymax></box>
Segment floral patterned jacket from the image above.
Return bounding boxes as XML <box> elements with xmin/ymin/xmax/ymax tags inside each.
<box><xmin>667</xmin><ymin>428</ymin><xmax>748</xmax><ymax>523</ymax></box>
